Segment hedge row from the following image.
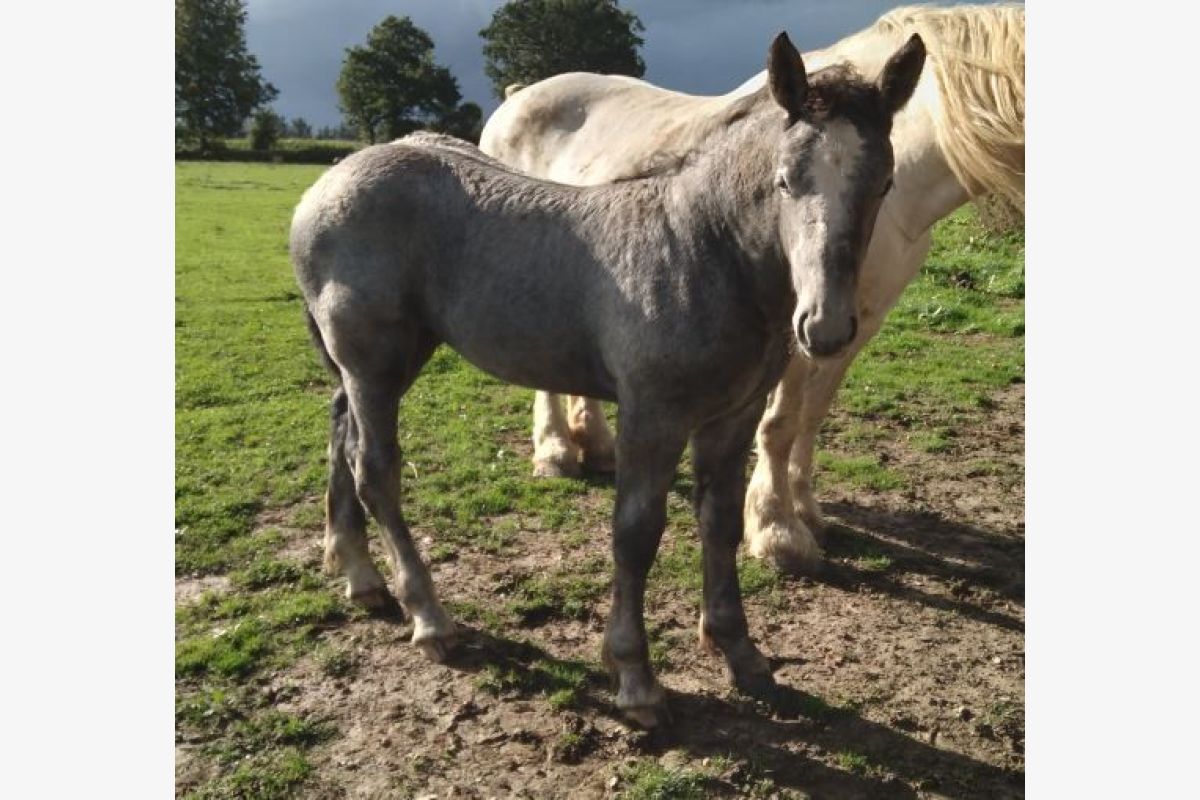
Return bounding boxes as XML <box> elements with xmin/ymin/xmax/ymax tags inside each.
<box><xmin>175</xmin><ymin>138</ymin><xmax>363</xmax><ymax>165</ymax></box>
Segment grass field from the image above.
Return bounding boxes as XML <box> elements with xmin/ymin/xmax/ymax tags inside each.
<box><xmin>175</xmin><ymin>161</ymin><xmax>1024</xmax><ymax>798</ymax></box>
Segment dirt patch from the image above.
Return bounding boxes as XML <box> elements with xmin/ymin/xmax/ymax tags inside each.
<box><xmin>177</xmin><ymin>385</ymin><xmax>1024</xmax><ymax>799</ymax></box>
<box><xmin>176</xmin><ymin>574</ymin><xmax>232</xmax><ymax>604</ymax></box>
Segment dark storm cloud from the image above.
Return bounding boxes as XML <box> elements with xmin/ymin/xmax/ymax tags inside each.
<box><xmin>244</xmin><ymin>1</ymin><xmax>994</xmax><ymax>129</ymax></box>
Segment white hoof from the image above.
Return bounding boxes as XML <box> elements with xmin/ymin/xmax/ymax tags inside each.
<box><xmin>412</xmin><ymin>612</ymin><xmax>457</xmax><ymax>662</ymax></box>
<box><xmin>791</xmin><ymin>481</ymin><xmax>827</xmax><ymax>536</ymax></box>
<box><xmin>745</xmin><ymin>512</ymin><xmax>824</xmax><ymax>575</ymax></box>
<box><xmin>580</xmin><ymin>446</ymin><xmax>617</xmax><ymax>475</ymax></box>
<box><xmin>532</xmin><ymin>439</ymin><xmax>581</xmax><ymax>479</ymax></box>
<box><xmin>416</xmin><ymin>635</ymin><xmax>456</xmax><ymax>663</ymax></box>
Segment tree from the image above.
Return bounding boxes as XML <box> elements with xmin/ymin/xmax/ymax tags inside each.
<box><xmin>479</xmin><ymin>0</ymin><xmax>645</xmax><ymax>99</ymax></box>
<box><xmin>250</xmin><ymin>108</ymin><xmax>284</xmax><ymax>150</ymax></box>
<box><xmin>337</xmin><ymin>16</ymin><xmax>463</xmax><ymax>143</ymax></box>
<box><xmin>176</xmin><ymin>0</ymin><xmax>278</xmax><ymax>150</ymax></box>
<box><xmin>288</xmin><ymin>117</ymin><xmax>313</xmax><ymax>139</ymax></box>
<box><xmin>433</xmin><ymin>102</ymin><xmax>484</xmax><ymax>144</ymax></box>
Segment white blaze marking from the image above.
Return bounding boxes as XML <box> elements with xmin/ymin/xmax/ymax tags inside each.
<box><xmin>791</xmin><ymin>120</ymin><xmax>863</xmax><ymax>331</ymax></box>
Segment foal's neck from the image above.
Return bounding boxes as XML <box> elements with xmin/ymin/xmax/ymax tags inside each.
<box><xmin>659</xmin><ymin>111</ymin><xmax>794</xmax><ymax>324</ymax></box>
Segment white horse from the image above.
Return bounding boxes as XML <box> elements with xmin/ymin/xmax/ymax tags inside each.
<box><xmin>479</xmin><ymin>4</ymin><xmax>1024</xmax><ymax>572</ymax></box>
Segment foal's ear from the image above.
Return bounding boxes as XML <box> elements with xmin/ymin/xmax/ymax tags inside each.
<box><xmin>768</xmin><ymin>32</ymin><xmax>808</xmax><ymax>121</ymax></box>
<box><xmin>878</xmin><ymin>33</ymin><xmax>926</xmax><ymax>116</ymax></box>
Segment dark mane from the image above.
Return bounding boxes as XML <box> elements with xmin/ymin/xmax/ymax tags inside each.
<box><xmin>799</xmin><ymin>64</ymin><xmax>888</xmax><ymax>128</ymax></box>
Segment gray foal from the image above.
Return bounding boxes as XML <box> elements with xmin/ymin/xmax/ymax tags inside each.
<box><xmin>291</xmin><ymin>32</ymin><xmax>925</xmax><ymax>727</ymax></box>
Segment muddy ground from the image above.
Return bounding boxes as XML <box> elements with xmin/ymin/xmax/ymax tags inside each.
<box><xmin>177</xmin><ymin>385</ymin><xmax>1023</xmax><ymax>799</ymax></box>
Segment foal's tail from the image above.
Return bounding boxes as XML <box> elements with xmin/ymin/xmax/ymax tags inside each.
<box><xmin>304</xmin><ymin>307</ymin><xmax>343</xmax><ymax>386</ymax></box>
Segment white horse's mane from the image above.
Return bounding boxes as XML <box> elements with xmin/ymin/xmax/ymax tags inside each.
<box><xmin>871</xmin><ymin>4</ymin><xmax>1025</xmax><ymax>211</ymax></box>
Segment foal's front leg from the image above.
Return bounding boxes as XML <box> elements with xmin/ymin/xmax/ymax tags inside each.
<box><xmin>602</xmin><ymin>409</ymin><xmax>689</xmax><ymax>728</ymax></box>
<box><xmin>692</xmin><ymin>401</ymin><xmax>776</xmax><ymax>697</ymax></box>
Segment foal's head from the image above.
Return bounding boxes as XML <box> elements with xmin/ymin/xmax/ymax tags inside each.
<box><xmin>767</xmin><ymin>31</ymin><xmax>925</xmax><ymax>358</ymax></box>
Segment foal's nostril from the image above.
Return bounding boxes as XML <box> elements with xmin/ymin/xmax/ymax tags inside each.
<box><xmin>849</xmin><ymin>315</ymin><xmax>858</xmax><ymax>342</ymax></box>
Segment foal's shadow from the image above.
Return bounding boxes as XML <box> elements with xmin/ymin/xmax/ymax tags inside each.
<box><xmin>441</xmin><ymin>626</ymin><xmax>1023</xmax><ymax>799</ymax></box>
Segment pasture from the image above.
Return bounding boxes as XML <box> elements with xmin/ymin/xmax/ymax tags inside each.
<box><xmin>176</xmin><ymin>161</ymin><xmax>1024</xmax><ymax>798</ymax></box>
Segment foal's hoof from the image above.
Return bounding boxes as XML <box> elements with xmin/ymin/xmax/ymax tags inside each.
<box><xmin>414</xmin><ymin>633</ymin><xmax>457</xmax><ymax>663</ymax></box>
<box><xmin>733</xmin><ymin>663</ymin><xmax>779</xmax><ymax>701</ymax></box>
<box><xmin>622</xmin><ymin>700</ymin><xmax>673</xmax><ymax>730</ymax></box>
<box><xmin>351</xmin><ymin>587</ymin><xmax>405</xmax><ymax>620</ymax></box>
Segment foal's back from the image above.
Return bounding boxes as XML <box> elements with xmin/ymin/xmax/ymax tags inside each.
<box><xmin>291</xmin><ymin>135</ymin><xmax>754</xmax><ymax>400</ymax></box>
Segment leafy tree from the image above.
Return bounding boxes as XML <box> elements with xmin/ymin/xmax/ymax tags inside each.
<box><xmin>434</xmin><ymin>102</ymin><xmax>484</xmax><ymax>144</ymax></box>
<box><xmin>249</xmin><ymin>108</ymin><xmax>284</xmax><ymax>150</ymax></box>
<box><xmin>176</xmin><ymin>0</ymin><xmax>278</xmax><ymax>150</ymax></box>
<box><xmin>480</xmin><ymin>0</ymin><xmax>645</xmax><ymax>99</ymax></box>
<box><xmin>337</xmin><ymin>16</ymin><xmax>463</xmax><ymax>143</ymax></box>
<box><xmin>288</xmin><ymin>117</ymin><xmax>313</xmax><ymax>139</ymax></box>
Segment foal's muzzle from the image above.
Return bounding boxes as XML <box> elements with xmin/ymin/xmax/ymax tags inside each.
<box><xmin>796</xmin><ymin>311</ymin><xmax>858</xmax><ymax>359</ymax></box>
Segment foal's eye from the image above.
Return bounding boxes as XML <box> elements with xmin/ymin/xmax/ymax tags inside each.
<box><xmin>774</xmin><ymin>173</ymin><xmax>791</xmax><ymax>196</ymax></box>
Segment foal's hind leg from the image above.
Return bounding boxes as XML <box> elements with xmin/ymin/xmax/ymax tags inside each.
<box><xmin>692</xmin><ymin>399</ymin><xmax>776</xmax><ymax>698</ymax></box>
<box><xmin>324</xmin><ymin>387</ymin><xmax>394</xmax><ymax>614</ymax></box>
<box><xmin>340</xmin><ymin>337</ymin><xmax>456</xmax><ymax>661</ymax></box>
<box><xmin>601</xmin><ymin>403</ymin><xmax>689</xmax><ymax>728</ymax></box>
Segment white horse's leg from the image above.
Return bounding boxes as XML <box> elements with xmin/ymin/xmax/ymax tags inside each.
<box><xmin>567</xmin><ymin>395</ymin><xmax>617</xmax><ymax>473</ymax></box>
<box><xmin>786</xmin><ymin>357</ymin><xmax>856</xmax><ymax>533</ymax></box>
<box><xmin>744</xmin><ymin>356</ymin><xmax>824</xmax><ymax>573</ymax></box>
<box><xmin>787</xmin><ymin>296</ymin><xmax>898</xmax><ymax>532</ymax></box>
<box><xmin>531</xmin><ymin>391</ymin><xmax>582</xmax><ymax>478</ymax></box>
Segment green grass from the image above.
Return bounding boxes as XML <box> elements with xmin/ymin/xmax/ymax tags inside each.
<box><xmin>175</xmin><ymin>163</ymin><xmax>1022</xmax><ymax>793</ymax></box>
<box><xmin>474</xmin><ymin>649</ymin><xmax>600</xmax><ymax>712</ymax></box>
<box><xmin>834</xmin><ymin>750</ymin><xmax>872</xmax><ymax>775</ymax></box>
<box><xmin>619</xmin><ymin>761</ymin><xmax>709</xmax><ymax>800</ymax></box>
<box><xmin>220</xmin><ymin>136</ymin><xmax>362</xmax><ymax>153</ymax></box>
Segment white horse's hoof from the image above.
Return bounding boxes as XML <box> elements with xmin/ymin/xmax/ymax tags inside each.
<box><xmin>581</xmin><ymin>447</ymin><xmax>617</xmax><ymax>475</ymax></box>
<box><xmin>791</xmin><ymin>483</ymin><xmax>827</xmax><ymax>539</ymax></box>
<box><xmin>532</xmin><ymin>449</ymin><xmax>581</xmax><ymax>479</ymax></box>
<box><xmin>746</xmin><ymin>516</ymin><xmax>824</xmax><ymax>575</ymax></box>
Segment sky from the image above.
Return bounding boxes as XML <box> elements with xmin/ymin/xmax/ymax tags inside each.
<box><xmin>244</xmin><ymin>0</ymin><xmax>1005</xmax><ymax>129</ymax></box>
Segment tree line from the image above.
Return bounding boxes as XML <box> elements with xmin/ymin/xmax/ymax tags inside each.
<box><xmin>175</xmin><ymin>0</ymin><xmax>646</xmax><ymax>153</ymax></box>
